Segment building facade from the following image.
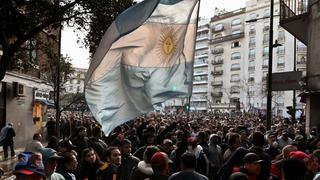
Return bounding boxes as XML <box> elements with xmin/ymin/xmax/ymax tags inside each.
<box><xmin>189</xmin><ymin>0</ymin><xmax>307</xmax><ymax>115</ymax></box>
<box><xmin>63</xmin><ymin>67</ymin><xmax>87</xmax><ymax>94</ymax></box>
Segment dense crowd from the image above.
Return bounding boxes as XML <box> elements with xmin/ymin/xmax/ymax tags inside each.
<box><xmin>11</xmin><ymin>111</ymin><xmax>320</xmax><ymax>180</ymax></box>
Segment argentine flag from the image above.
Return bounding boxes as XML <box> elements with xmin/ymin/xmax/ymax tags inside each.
<box><xmin>85</xmin><ymin>0</ymin><xmax>199</xmax><ymax>135</ymax></box>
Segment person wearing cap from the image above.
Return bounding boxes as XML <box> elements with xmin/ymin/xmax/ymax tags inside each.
<box><xmin>186</xmin><ymin>136</ymin><xmax>209</xmax><ymax>177</ymax></box>
<box><xmin>25</xmin><ymin>133</ymin><xmax>44</xmax><ymax>153</ymax></box>
<box><xmin>118</xmin><ymin>139</ymin><xmax>140</xmax><ymax>180</ymax></box>
<box><xmin>97</xmin><ymin>146</ymin><xmax>121</xmax><ymax>180</ymax></box>
<box><xmin>231</xmin><ymin>153</ymin><xmax>262</xmax><ymax>180</ymax></box>
<box><xmin>288</xmin><ymin>151</ymin><xmax>319</xmax><ymax>180</ymax></box>
<box><xmin>169</xmin><ymin>152</ymin><xmax>208</xmax><ymax>180</ymax></box>
<box><xmin>131</xmin><ymin>145</ymin><xmax>160</xmax><ymax>180</ymax></box>
<box><xmin>41</xmin><ymin>148</ymin><xmax>65</xmax><ymax>180</ymax></box>
<box><xmin>13</xmin><ymin>152</ymin><xmax>46</xmax><ymax>180</ymax></box>
<box><xmin>148</xmin><ymin>152</ymin><xmax>169</xmax><ymax>180</ymax></box>
<box><xmin>158</xmin><ymin>139</ymin><xmax>174</xmax><ymax>156</ymax></box>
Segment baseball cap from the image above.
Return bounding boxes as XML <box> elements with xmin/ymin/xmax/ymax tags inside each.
<box><xmin>243</xmin><ymin>153</ymin><xmax>264</xmax><ymax>164</ymax></box>
<box><xmin>150</xmin><ymin>152</ymin><xmax>169</xmax><ymax>171</ymax></box>
<box><xmin>163</xmin><ymin>139</ymin><xmax>173</xmax><ymax>145</ymax></box>
<box><xmin>13</xmin><ymin>152</ymin><xmax>45</xmax><ymax>177</ymax></box>
<box><xmin>289</xmin><ymin>151</ymin><xmax>310</xmax><ymax>161</ymax></box>
<box><xmin>41</xmin><ymin>148</ymin><xmax>62</xmax><ymax>163</ymax></box>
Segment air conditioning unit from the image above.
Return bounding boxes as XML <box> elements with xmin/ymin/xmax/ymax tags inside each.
<box><xmin>12</xmin><ymin>82</ymin><xmax>25</xmax><ymax>97</ymax></box>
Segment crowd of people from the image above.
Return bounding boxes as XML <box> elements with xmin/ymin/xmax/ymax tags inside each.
<box><xmin>10</xmin><ymin>110</ymin><xmax>320</xmax><ymax>180</ymax></box>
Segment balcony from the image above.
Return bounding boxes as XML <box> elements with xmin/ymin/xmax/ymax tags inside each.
<box><xmin>194</xmin><ymin>71</ymin><xmax>208</xmax><ymax>76</ymax></box>
<box><xmin>210</xmin><ymin>32</ymin><xmax>244</xmax><ymax>44</ymax></box>
<box><xmin>262</xmin><ymin>65</ymin><xmax>268</xmax><ymax>69</ymax></box>
<box><xmin>230</xmin><ymin>79</ymin><xmax>240</xmax><ymax>83</ymax></box>
<box><xmin>297</xmin><ymin>60</ymin><xmax>306</xmax><ymax>64</ymax></box>
<box><xmin>262</xmin><ymin>76</ymin><xmax>267</xmax><ymax>81</ymax></box>
<box><xmin>195</xmin><ymin>45</ymin><xmax>208</xmax><ymax>51</ymax></box>
<box><xmin>249</xmin><ymin>42</ymin><xmax>255</xmax><ymax>47</ymax></box>
<box><xmin>263</xmin><ymin>26</ymin><xmax>270</xmax><ymax>32</ymax></box>
<box><xmin>211</xmin><ymin>92</ymin><xmax>223</xmax><ymax>97</ymax></box>
<box><xmin>248</xmin><ymin>77</ymin><xmax>255</xmax><ymax>82</ymax></box>
<box><xmin>196</xmin><ymin>35</ymin><xmax>209</xmax><ymax>42</ymax></box>
<box><xmin>211</xmin><ymin>59</ymin><xmax>223</xmax><ymax>65</ymax></box>
<box><xmin>277</xmin><ymin>62</ymin><xmax>285</xmax><ymax>67</ymax></box>
<box><xmin>280</xmin><ymin>0</ymin><xmax>309</xmax><ymax>44</ymax></box>
<box><xmin>197</xmin><ymin>24</ymin><xmax>209</xmax><ymax>32</ymax></box>
<box><xmin>249</xmin><ymin>29</ymin><xmax>256</xmax><ymax>35</ymax></box>
<box><xmin>211</xmin><ymin>70</ymin><xmax>223</xmax><ymax>75</ymax></box>
<box><xmin>195</xmin><ymin>53</ymin><xmax>208</xmax><ymax>59</ymax></box>
<box><xmin>191</xmin><ymin>97</ymin><xmax>207</xmax><ymax>102</ymax></box>
<box><xmin>211</xmin><ymin>48</ymin><xmax>224</xmax><ymax>54</ymax></box>
<box><xmin>193</xmin><ymin>80</ymin><xmax>208</xmax><ymax>85</ymax></box>
<box><xmin>297</xmin><ymin>46</ymin><xmax>307</xmax><ymax>52</ymax></box>
<box><xmin>231</xmin><ymin>67</ymin><xmax>241</xmax><ymax>71</ymax></box>
<box><xmin>211</xmin><ymin>81</ymin><xmax>223</xmax><ymax>86</ymax></box>
<box><xmin>248</xmin><ymin>66</ymin><xmax>255</xmax><ymax>71</ymax></box>
<box><xmin>212</xmin><ymin>26</ymin><xmax>224</xmax><ymax>33</ymax></box>
<box><xmin>231</xmin><ymin>89</ymin><xmax>240</xmax><ymax>94</ymax></box>
<box><xmin>192</xmin><ymin>88</ymin><xmax>208</xmax><ymax>93</ymax></box>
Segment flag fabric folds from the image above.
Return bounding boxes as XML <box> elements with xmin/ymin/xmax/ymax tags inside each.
<box><xmin>85</xmin><ymin>0</ymin><xmax>199</xmax><ymax>135</ymax></box>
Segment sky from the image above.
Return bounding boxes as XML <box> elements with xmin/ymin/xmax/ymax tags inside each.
<box><xmin>61</xmin><ymin>0</ymin><xmax>247</xmax><ymax>69</ymax></box>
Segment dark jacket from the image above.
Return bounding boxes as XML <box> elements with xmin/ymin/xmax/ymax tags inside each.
<box><xmin>97</xmin><ymin>162</ymin><xmax>121</xmax><ymax>180</ymax></box>
<box><xmin>119</xmin><ymin>154</ymin><xmax>140</xmax><ymax>180</ymax></box>
<box><xmin>88</xmin><ymin>137</ymin><xmax>108</xmax><ymax>161</ymax></box>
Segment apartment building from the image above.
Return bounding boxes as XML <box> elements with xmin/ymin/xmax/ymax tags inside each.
<box><xmin>63</xmin><ymin>67</ymin><xmax>87</xmax><ymax>94</ymax></box>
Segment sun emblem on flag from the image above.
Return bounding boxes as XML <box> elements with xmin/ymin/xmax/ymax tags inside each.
<box><xmin>156</xmin><ymin>27</ymin><xmax>178</xmax><ymax>64</ymax></box>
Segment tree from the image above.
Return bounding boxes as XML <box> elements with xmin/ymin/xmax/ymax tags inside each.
<box><xmin>0</xmin><ymin>0</ymin><xmax>135</xmax><ymax>81</ymax></box>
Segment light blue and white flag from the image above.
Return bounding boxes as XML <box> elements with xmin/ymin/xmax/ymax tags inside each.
<box><xmin>85</xmin><ymin>0</ymin><xmax>199</xmax><ymax>135</ymax></box>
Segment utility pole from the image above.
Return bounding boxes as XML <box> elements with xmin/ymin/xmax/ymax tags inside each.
<box><xmin>55</xmin><ymin>26</ymin><xmax>62</xmax><ymax>138</ymax></box>
<box><xmin>266</xmin><ymin>0</ymin><xmax>274</xmax><ymax>130</ymax></box>
<box><xmin>293</xmin><ymin>38</ymin><xmax>296</xmax><ymax>124</ymax></box>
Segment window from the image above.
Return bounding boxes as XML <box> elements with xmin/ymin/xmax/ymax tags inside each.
<box><xmin>278</xmin><ymin>30</ymin><xmax>285</xmax><ymax>41</ymax></box>
<box><xmin>278</xmin><ymin>57</ymin><xmax>285</xmax><ymax>66</ymax></box>
<box><xmin>215</xmin><ymin>55</ymin><xmax>222</xmax><ymax>61</ymax></box>
<box><xmin>214</xmin><ymin>24</ymin><xmax>224</xmax><ymax>32</ymax></box>
<box><xmin>231</xmin><ymin>52</ymin><xmax>241</xmax><ymax>60</ymax></box>
<box><xmin>263</xmin><ymin>47</ymin><xmax>269</xmax><ymax>57</ymax></box>
<box><xmin>231</xmin><ymin>86</ymin><xmax>240</xmax><ymax>93</ymax></box>
<box><xmin>263</xmin><ymin>9</ymin><xmax>270</xmax><ymax>17</ymax></box>
<box><xmin>249</xmin><ymin>13</ymin><xmax>257</xmax><ymax>20</ymax></box>
<box><xmin>277</xmin><ymin>46</ymin><xmax>285</xmax><ymax>55</ymax></box>
<box><xmin>232</xmin><ymin>29</ymin><xmax>241</xmax><ymax>34</ymax></box>
<box><xmin>277</xmin><ymin>96</ymin><xmax>284</xmax><ymax>106</ymax></box>
<box><xmin>232</xmin><ymin>41</ymin><xmax>241</xmax><ymax>48</ymax></box>
<box><xmin>249</xmin><ymin>37</ymin><xmax>255</xmax><ymax>46</ymax></box>
<box><xmin>231</xmin><ymin>63</ymin><xmax>240</xmax><ymax>71</ymax></box>
<box><xmin>231</xmin><ymin>18</ymin><xmax>241</xmax><ymax>26</ymax></box>
<box><xmin>249</xmin><ymin>49</ymin><xmax>255</xmax><ymax>59</ymax></box>
<box><xmin>263</xmin><ymin>34</ymin><xmax>269</xmax><ymax>44</ymax></box>
<box><xmin>263</xmin><ymin>58</ymin><xmax>268</xmax><ymax>67</ymax></box>
<box><xmin>249</xmin><ymin>61</ymin><xmax>255</xmax><ymax>67</ymax></box>
<box><xmin>231</xmin><ymin>74</ymin><xmax>240</xmax><ymax>82</ymax></box>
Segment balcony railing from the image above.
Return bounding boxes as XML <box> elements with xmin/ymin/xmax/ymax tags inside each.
<box><xmin>210</xmin><ymin>32</ymin><xmax>244</xmax><ymax>44</ymax></box>
<box><xmin>211</xmin><ymin>48</ymin><xmax>224</xmax><ymax>54</ymax></box>
<box><xmin>280</xmin><ymin>0</ymin><xmax>309</xmax><ymax>21</ymax></box>
<box><xmin>262</xmin><ymin>65</ymin><xmax>268</xmax><ymax>69</ymax></box>
<box><xmin>211</xmin><ymin>92</ymin><xmax>223</xmax><ymax>97</ymax></box>
<box><xmin>248</xmin><ymin>77</ymin><xmax>255</xmax><ymax>82</ymax></box>
<box><xmin>211</xmin><ymin>81</ymin><xmax>223</xmax><ymax>86</ymax></box>
<box><xmin>249</xmin><ymin>42</ymin><xmax>255</xmax><ymax>47</ymax></box>
<box><xmin>248</xmin><ymin>66</ymin><xmax>255</xmax><ymax>71</ymax></box>
<box><xmin>297</xmin><ymin>60</ymin><xmax>306</xmax><ymax>64</ymax></box>
<box><xmin>231</xmin><ymin>67</ymin><xmax>241</xmax><ymax>71</ymax></box>
<box><xmin>211</xmin><ymin>60</ymin><xmax>223</xmax><ymax>65</ymax></box>
<box><xmin>211</xmin><ymin>70</ymin><xmax>223</xmax><ymax>75</ymax></box>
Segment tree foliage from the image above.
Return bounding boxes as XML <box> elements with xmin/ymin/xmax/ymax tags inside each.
<box><xmin>0</xmin><ymin>0</ymin><xmax>135</xmax><ymax>81</ymax></box>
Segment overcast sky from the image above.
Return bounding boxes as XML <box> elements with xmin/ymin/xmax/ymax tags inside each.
<box><xmin>61</xmin><ymin>0</ymin><xmax>246</xmax><ymax>69</ymax></box>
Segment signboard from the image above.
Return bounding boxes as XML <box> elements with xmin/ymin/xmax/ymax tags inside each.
<box><xmin>272</xmin><ymin>71</ymin><xmax>302</xmax><ymax>91</ymax></box>
<box><xmin>34</xmin><ymin>90</ymin><xmax>50</xmax><ymax>100</ymax></box>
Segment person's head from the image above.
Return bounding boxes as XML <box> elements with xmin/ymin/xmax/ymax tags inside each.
<box><xmin>105</xmin><ymin>147</ymin><xmax>121</xmax><ymax>166</ymax></box>
<box><xmin>251</xmin><ymin>131</ymin><xmax>265</xmax><ymax>147</ymax></box>
<box><xmin>187</xmin><ymin>137</ymin><xmax>198</xmax><ymax>150</ymax></box>
<box><xmin>227</xmin><ymin>133</ymin><xmax>240</xmax><ymax>149</ymax></box>
<box><xmin>119</xmin><ymin>139</ymin><xmax>132</xmax><ymax>156</ymax></box>
<box><xmin>281</xmin><ymin>130</ymin><xmax>289</xmax><ymax>140</ymax></box>
<box><xmin>150</xmin><ymin>152</ymin><xmax>169</xmax><ymax>175</ymax></box>
<box><xmin>180</xmin><ymin>152</ymin><xmax>196</xmax><ymax>170</ymax></box>
<box><xmin>282</xmin><ymin>145</ymin><xmax>298</xmax><ymax>160</ymax></box>
<box><xmin>243</xmin><ymin>153</ymin><xmax>262</xmax><ymax>175</ymax></box>
<box><xmin>92</xmin><ymin>126</ymin><xmax>103</xmax><ymax>139</ymax></box>
<box><xmin>229</xmin><ymin>172</ymin><xmax>249</xmax><ymax>180</ymax></box>
<box><xmin>144</xmin><ymin>126</ymin><xmax>156</xmax><ymax>145</ymax></box>
<box><xmin>306</xmin><ymin>154</ymin><xmax>319</xmax><ymax>173</ymax></box>
<box><xmin>58</xmin><ymin>140</ymin><xmax>76</xmax><ymax>154</ymax></box>
<box><xmin>81</xmin><ymin>148</ymin><xmax>98</xmax><ymax>165</ymax></box>
<box><xmin>161</xmin><ymin>139</ymin><xmax>174</xmax><ymax>154</ymax></box>
<box><xmin>77</xmin><ymin>126</ymin><xmax>87</xmax><ymax>137</ymax></box>
<box><xmin>62</xmin><ymin>152</ymin><xmax>78</xmax><ymax>171</ymax></box>
<box><xmin>143</xmin><ymin>146</ymin><xmax>160</xmax><ymax>164</ymax></box>
<box><xmin>282</xmin><ymin>158</ymin><xmax>306</xmax><ymax>180</ymax></box>
<box><xmin>40</xmin><ymin>148</ymin><xmax>62</xmax><ymax>177</ymax></box>
<box><xmin>209</xmin><ymin>134</ymin><xmax>221</xmax><ymax>145</ymax></box>
<box><xmin>33</xmin><ymin>133</ymin><xmax>42</xmax><ymax>141</ymax></box>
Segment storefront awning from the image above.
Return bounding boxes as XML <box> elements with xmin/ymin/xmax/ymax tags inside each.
<box><xmin>34</xmin><ymin>99</ymin><xmax>55</xmax><ymax>107</ymax></box>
